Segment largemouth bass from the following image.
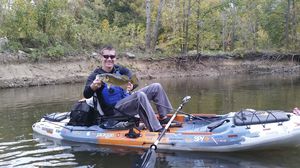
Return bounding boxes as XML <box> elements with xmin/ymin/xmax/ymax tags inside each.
<box><xmin>96</xmin><ymin>73</ymin><xmax>139</xmax><ymax>89</ymax></box>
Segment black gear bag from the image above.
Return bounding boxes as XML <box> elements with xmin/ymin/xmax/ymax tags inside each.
<box><xmin>68</xmin><ymin>97</ymin><xmax>100</xmax><ymax>126</ymax></box>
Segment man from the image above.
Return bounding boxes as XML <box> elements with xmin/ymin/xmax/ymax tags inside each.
<box><xmin>83</xmin><ymin>45</ymin><xmax>173</xmax><ymax>132</ymax></box>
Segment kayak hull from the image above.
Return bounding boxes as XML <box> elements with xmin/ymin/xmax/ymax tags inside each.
<box><xmin>32</xmin><ymin>111</ymin><xmax>300</xmax><ymax>152</ymax></box>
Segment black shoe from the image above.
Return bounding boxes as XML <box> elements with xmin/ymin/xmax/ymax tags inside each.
<box><xmin>154</xmin><ymin>128</ymin><xmax>164</xmax><ymax>132</ymax></box>
<box><xmin>125</xmin><ymin>128</ymin><xmax>141</xmax><ymax>138</ymax></box>
<box><xmin>159</xmin><ymin>117</ymin><xmax>180</xmax><ymax>125</ymax></box>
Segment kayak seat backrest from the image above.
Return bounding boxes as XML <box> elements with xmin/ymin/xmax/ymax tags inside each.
<box><xmin>234</xmin><ymin>109</ymin><xmax>290</xmax><ymax>126</ymax></box>
<box><xmin>43</xmin><ymin>112</ymin><xmax>70</xmax><ymax>122</ymax></box>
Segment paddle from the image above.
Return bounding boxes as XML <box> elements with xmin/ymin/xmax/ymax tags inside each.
<box><xmin>136</xmin><ymin>96</ymin><xmax>191</xmax><ymax>168</ymax></box>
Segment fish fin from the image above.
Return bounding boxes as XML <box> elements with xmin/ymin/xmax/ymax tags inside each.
<box><xmin>120</xmin><ymin>75</ymin><xmax>130</xmax><ymax>81</ymax></box>
<box><xmin>96</xmin><ymin>74</ymin><xmax>104</xmax><ymax>80</ymax></box>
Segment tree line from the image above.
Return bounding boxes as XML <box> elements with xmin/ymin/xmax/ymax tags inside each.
<box><xmin>0</xmin><ymin>0</ymin><xmax>299</xmax><ymax>59</ymax></box>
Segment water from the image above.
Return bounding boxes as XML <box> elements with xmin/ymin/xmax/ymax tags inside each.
<box><xmin>1</xmin><ymin>74</ymin><xmax>300</xmax><ymax>167</ymax></box>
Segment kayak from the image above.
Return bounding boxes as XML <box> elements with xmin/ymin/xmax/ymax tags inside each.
<box><xmin>32</xmin><ymin>109</ymin><xmax>300</xmax><ymax>152</ymax></box>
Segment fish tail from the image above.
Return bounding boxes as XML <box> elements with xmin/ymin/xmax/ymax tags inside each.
<box><xmin>130</xmin><ymin>74</ymin><xmax>139</xmax><ymax>85</ymax></box>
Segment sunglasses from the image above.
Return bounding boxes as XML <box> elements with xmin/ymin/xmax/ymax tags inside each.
<box><xmin>102</xmin><ymin>55</ymin><xmax>116</xmax><ymax>59</ymax></box>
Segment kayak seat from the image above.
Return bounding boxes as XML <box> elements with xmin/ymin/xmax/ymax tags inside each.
<box><xmin>43</xmin><ymin>112</ymin><xmax>70</xmax><ymax>122</ymax></box>
<box><xmin>234</xmin><ymin>109</ymin><xmax>290</xmax><ymax>126</ymax></box>
<box><xmin>98</xmin><ymin>116</ymin><xmax>140</xmax><ymax>130</ymax></box>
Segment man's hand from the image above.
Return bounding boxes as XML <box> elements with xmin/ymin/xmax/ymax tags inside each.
<box><xmin>126</xmin><ymin>82</ymin><xmax>134</xmax><ymax>92</ymax></box>
<box><xmin>90</xmin><ymin>78</ymin><xmax>102</xmax><ymax>91</ymax></box>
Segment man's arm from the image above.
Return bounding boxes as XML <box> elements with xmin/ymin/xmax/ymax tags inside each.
<box><xmin>83</xmin><ymin>72</ymin><xmax>102</xmax><ymax>98</ymax></box>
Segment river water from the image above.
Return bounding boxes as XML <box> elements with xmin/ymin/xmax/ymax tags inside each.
<box><xmin>1</xmin><ymin>74</ymin><xmax>300</xmax><ymax>167</ymax></box>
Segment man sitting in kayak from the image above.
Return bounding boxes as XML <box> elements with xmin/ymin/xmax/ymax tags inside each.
<box><xmin>83</xmin><ymin>45</ymin><xmax>174</xmax><ymax>132</ymax></box>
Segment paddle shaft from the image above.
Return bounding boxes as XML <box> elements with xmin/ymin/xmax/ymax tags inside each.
<box><xmin>153</xmin><ymin>103</ymin><xmax>183</xmax><ymax>146</ymax></box>
<box><xmin>152</xmin><ymin>96</ymin><xmax>191</xmax><ymax>148</ymax></box>
<box><xmin>137</xmin><ymin>96</ymin><xmax>191</xmax><ymax>168</ymax></box>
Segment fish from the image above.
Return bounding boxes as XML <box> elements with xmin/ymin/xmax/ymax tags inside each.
<box><xmin>96</xmin><ymin>73</ymin><xmax>139</xmax><ymax>89</ymax></box>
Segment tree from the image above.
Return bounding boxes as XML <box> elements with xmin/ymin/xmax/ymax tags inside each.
<box><xmin>291</xmin><ymin>0</ymin><xmax>297</xmax><ymax>50</ymax></box>
<box><xmin>196</xmin><ymin>0</ymin><xmax>201</xmax><ymax>53</ymax></box>
<box><xmin>151</xmin><ymin>0</ymin><xmax>164</xmax><ymax>52</ymax></box>
<box><xmin>183</xmin><ymin>0</ymin><xmax>191</xmax><ymax>54</ymax></box>
<box><xmin>285</xmin><ymin>0</ymin><xmax>291</xmax><ymax>50</ymax></box>
<box><xmin>145</xmin><ymin>0</ymin><xmax>151</xmax><ymax>52</ymax></box>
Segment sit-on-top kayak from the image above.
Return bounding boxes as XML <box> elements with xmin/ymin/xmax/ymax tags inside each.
<box><xmin>32</xmin><ymin>109</ymin><xmax>300</xmax><ymax>152</ymax></box>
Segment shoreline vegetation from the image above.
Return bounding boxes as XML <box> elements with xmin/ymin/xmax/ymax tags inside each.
<box><xmin>0</xmin><ymin>51</ymin><xmax>300</xmax><ymax>89</ymax></box>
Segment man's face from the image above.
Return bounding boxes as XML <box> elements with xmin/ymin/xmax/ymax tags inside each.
<box><xmin>101</xmin><ymin>49</ymin><xmax>116</xmax><ymax>70</ymax></box>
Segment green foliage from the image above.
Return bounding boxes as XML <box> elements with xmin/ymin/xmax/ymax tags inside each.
<box><xmin>28</xmin><ymin>49</ymin><xmax>43</xmax><ymax>62</ymax></box>
<box><xmin>2</xmin><ymin>0</ymin><xmax>37</xmax><ymax>41</ymax></box>
<box><xmin>46</xmin><ymin>44</ymin><xmax>65</xmax><ymax>58</ymax></box>
<box><xmin>119</xmin><ymin>23</ymin><xmax>146</xmax><ymax>49</ymax></box>
<box><xmin>260</xmin><ymin>0</ymin><xmax>286</xmax><ymax>47</ymax></box>
<box><xmin>5</xmin><ymin>41</ymin><xmax>23</xmax><ymax>52</ymax></box>
<box><xmin>0</xmin><ymin>0</ymin><xmax>299</xmax><ymax>60</ymax></box>
<box><xmin>102</xmin><ymin>0</ymin><xmax>144</xmax><ymax>26</ymax></box>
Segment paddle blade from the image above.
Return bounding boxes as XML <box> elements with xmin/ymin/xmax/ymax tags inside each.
<box><xmin>182</xmin><ymin>96</ymin><xmax>191</xmax><ymax>104</ymax></box>
<box><xmin>136</xmin><ymin>149</ymin><xmax>157</xmax><ymax>168</ymax></box>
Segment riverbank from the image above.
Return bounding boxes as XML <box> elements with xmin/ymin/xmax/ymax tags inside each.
<box><xmin>0</xmin><ymin>52</ymin><xmax>300</xmax><ymax>89</ymax></box>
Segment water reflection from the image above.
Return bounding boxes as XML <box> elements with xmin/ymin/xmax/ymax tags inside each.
<box><xmin>0</xmin><ymin>138</ymin><xmax>76</xmax><ymax>167</ymax></box>
<box><xmin>1</xmin><ymin>74</ymin><xmax>300</xmax><ymax>167</ymax></box>
<box><xmin>33</xmin><ymin>133</ymin><xmax>297</xmax><ymax>168</ymax></box>
<box><xmin>153</xmin><ymin>74</ymin><xmax>300</xmax><ymax>114</ymax></box>
<box><xmin>0</xmin><ymin>84</ymin><xmax>83</xmax><ymax>111</ymax></box>
<box><xmin>156</xmin><ymin>151</ymin><xmax>291</xmax><ymax>168</ymax></box>
<box><xmin>33</xmin><ymin>133</ymin><xmax>141</xmax><ymax>167</ymax></box>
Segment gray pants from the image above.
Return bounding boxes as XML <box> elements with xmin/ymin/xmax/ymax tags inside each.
<box><xmin>114</xmin><ymin>83</ymin><xmax>173</xmax><ymax>132</ymax></box>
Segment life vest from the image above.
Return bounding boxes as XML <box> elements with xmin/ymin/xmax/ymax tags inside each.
<box><xmin>101</xmin><ymin>83</ymin><xmax>129</xmax><ymax>106</ymax></box>
<box><xmin>99</xmin><ymin>67</ymin><xmax>131</xmax><ymax>107</ymax></box>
